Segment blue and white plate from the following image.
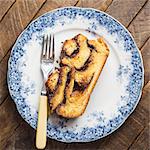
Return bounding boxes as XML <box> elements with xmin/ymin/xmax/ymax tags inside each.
<box><xmin>7</xmin><ymin>7</ymin><xmax>144</xmax><ymax>142</ymax></box>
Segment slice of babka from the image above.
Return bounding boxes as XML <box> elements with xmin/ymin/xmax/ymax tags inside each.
<box><xmin>46</xmin><ymin>34</ymin><xmax>109</xmax><ymax>118</ymax></box>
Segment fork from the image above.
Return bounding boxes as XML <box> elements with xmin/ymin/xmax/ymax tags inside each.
<box><xmin>36</xmin><ymin>34</ymin><xmax>55</xmax><ymax>149</ymax></box>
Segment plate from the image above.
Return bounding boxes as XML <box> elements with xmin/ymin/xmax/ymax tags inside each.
<box><xmin>7</xmin><ymin>7</ymin><xmax>144</xmax><ymax>142</ymax></box>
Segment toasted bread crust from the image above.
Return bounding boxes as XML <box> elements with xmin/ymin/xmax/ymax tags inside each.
<box><xmin>46</xmin><ymin>34</ymin><xmax>109</xmax><ymax>118</ymax></box>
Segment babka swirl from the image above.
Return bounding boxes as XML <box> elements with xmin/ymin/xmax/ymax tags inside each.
<box><xmin>46</xmin><ymin>34</ymin><xmax>109</xmax><ymax>118</ymax></box>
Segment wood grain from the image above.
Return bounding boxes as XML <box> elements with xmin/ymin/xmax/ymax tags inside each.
<box><xmin>0</xmin><ymin>0</ymin><xmax>16</xmax><ymax>22</ymax></box>
<box><xmin>106</xmin><ymin>0</ymin><xmax>148</xmax><ymax>27</ymax></box>
<box><xmin>0</xmin><ymin>96</ymin><xmax>23</xmax><ymax>149</ymax></box>
<box><xmin>1</xmin><ymin>122</ymin><xmax>35</xmax><ymax>150</ymax></box>
<box><xmin>141</xmin><ymin>38</ymin><xmax>150</xmax><ymax>85</ymax></box>
<box><xmin>128</xmin><ymin>0</ymin><xmax>150</xmax><ymax>49</ymax></box>
<box><xmin>131</xmin><ymin>81</ymin><xmax>150</xmax><ymax>126</ymax></box>
<box><xmin>34</xmin><ymin>0</ymin><xmax>79</xmax><ymax>19</ymax></box>
<box><xmin>76</xmin><ymin>0</ymin><xmax>113</xmax><ymax>11</ymax></box>
<box><xmin>0</xmin><ymin>52</ymin><xmax>10</xmax><ymax>105</ymax></box>
<box><xmin>129</xmin><ymin>123</ymin><xmax>150</xmax><ymax>150</ymax></box>
<box><xmin>0</xmin><ymin>0</ymin><xmax>46</xmax><ymax>61</ymax></box>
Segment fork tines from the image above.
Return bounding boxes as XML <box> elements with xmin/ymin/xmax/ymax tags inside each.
<box><xmin>41</xmin><ymin>34</ymin><xmax>55</xmax><ymax>62</ymax></box>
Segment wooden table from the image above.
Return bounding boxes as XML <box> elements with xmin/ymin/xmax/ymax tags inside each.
<box><xmin>0</xmin><ymin>0</ymin><xmax>149</xmax><ymax>149</ymax></box>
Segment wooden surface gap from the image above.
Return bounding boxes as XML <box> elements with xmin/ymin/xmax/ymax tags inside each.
<box><xmin>102</xmin><ymin>0</ymin><xmax>114</xmax><ymax>12</ymax></box>
<box><xmin>127</xmin><ymin>0</ymin><xmax>149</xmax><ymax>28</ymax></box>
<box><xmin>143</xmin><ymin>81</ymin><xmax>150</xmax><ymax>90</ymax></box>
<box><xmin>127</xmin><ymin>126</ymin><xmax>145</xmax><ymax>150</ymax></box>
<box><xmin>128</xmin><ymin>0</ymin><xmax>150</xmax><ymax>49</ymax></box>
<box><xmin>0</xmin><ymin>95</ymin><xmax>8</xmax><ymax>106</ymax></box>
<box><xmin>131</xmin><ymin>116</ymin><xmax>145</xmax><ymax>128</ymax></box>
<box><xmin>74</xmin><ymin>0</ymin><xmax>80</xmax><ymax>6</ymax></box>
<box><xmin>144</xmin><ymin>80</ymin><xmax>150</xmax><ymax>88</ymax></box>
<box><xmin>0</xmin><ymin>0</ymin><xmax>48</xmax><ymax>107</ymax></box>
<box><xmin>129</xmin><ymin>123</ymin><xmax>150</xmax><ymax>149</ymax></box>
<box><xmin>1</xmin><ymin>121</ymin><xmax>22</xmax><ymax>143</ymax></box>
<box><xmin>0</xmin><ymin>0</ymin><xmax>47</xmax><ymax>62</ymax></box>
<box><xmin>0</xmin><ymin>46</ymin><xmax>11</xmax><ymax>64</ymax></box>
<box><xmin>0</xmin><ymin>0</ymin><xmax>16</xmax><ymax>23</ymax></box>
<box><xmin>140</xmin><ymin>36</ymin><xmax>150</xmax><ymax>51</ymax></box>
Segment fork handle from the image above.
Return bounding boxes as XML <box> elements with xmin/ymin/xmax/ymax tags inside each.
<box><xmin>36</xmin><ymin>95</ymin><xmax>47</xmax><ymax>149</ymax></box>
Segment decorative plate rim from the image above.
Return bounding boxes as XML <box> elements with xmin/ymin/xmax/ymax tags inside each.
<box><xmin>7</xmin><ymin>6</ymin><xmax>144</xmax><ymax>143</ymax></box>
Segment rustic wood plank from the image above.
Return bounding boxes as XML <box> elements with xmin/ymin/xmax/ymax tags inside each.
<box><xmin>1</xmin><ymin>122</ymin><xmax>34</xmax><ymax>150</ymax></box>
<box><xmin>129</xmin><ymin>124</ymin><xmax>150</xmax><ymax>150</ymax></box>
<box><xmin>0</xmin><ymin>52</ymin><xmax>10</xmax><ymax>105</ymax></box>
<box><xmin>76</xmin><ymin>0</ymin><xmax>113</xmax><ymax>11</ymax></box>
<box><xmin>0</xmin><ymin>0</ymin><xmax>16</xmax><ymax>22</ymax></box>
<box><xmin>0</xmin><ymin>0</ymin><xmax>46</xmax><ymax>61</ymax></box>
<box><xmin>34</xmin><ymin>0</ymin><xmax>79</xmax><ymax>19</ymax></box>
<box><xmin>0</xmin><ymin>96</ymin><xmax>23</xmax><ymax>148</ymax></box>
<box><xmin>115</xmin><ymin>118</ymin><xmax>144</xmax><ymax>147</ymax></box>
<box><xmin>141</xmin><ymin>38</ymin><xmax>150</xmax><ymax>85</ymax></box>
<box><xmin>131</xmin><ymin>81</ymin><xmax>150</xmax><ymax>127</ymax></box>
<box><xmin>128</xmin><ymin>0</ymin><xmax>150</xmax><ymax>49</ymax></box>
<box><xmin>106</xmin><ymin>0</ymin><xmax>148</xmax><ymax>27</ymax></box>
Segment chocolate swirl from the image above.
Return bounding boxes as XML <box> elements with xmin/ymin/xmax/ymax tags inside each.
<box><xmin>46</xmin><ymin>34</ymin><xmax>109</xmax><ymax>118</ymax></box>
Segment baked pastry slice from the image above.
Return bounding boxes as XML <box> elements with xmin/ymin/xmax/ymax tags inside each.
<box><xmin>46</xmin><ymin>34</ymin><xmax>109</xmax><ymax>118</ymax></box>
